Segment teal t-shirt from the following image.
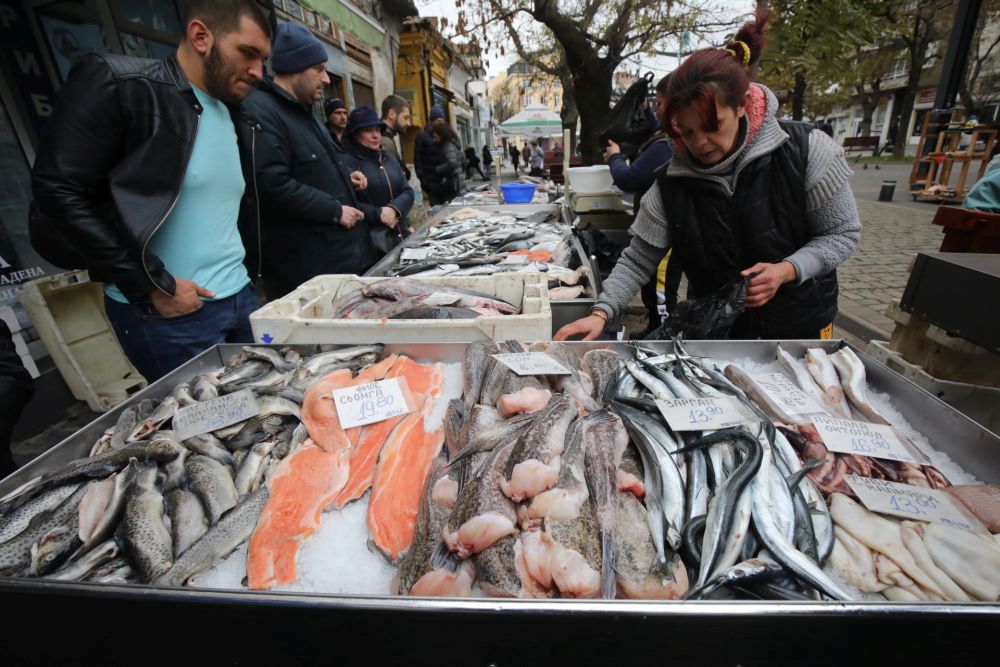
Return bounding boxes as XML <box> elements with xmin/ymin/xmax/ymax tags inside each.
<box><xmin>106</xmin><ymin>86</ymin><xmax>250</xmax><ymax>303</ymax></box>
<box><xmin>963</xmin><ymin>156</ymin><xmax>1000</xmax><ymax>213</ymax></box>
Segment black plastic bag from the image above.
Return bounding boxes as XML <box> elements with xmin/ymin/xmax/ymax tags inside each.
<box><xmin>645</xmin><ymin>275</ymin><xmax>751</xmax><ymax>340</ymax></box>
<box><xmin>599</xmin><ymin>72</ymin><xmax>656</xmax><ymax>158</ymax></box>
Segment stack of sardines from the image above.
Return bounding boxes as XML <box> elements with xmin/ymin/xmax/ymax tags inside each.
<box><xmin>330</xmin><ymin>277</ymin><xmax>521</xmax><ymax>321</ymax></box>
<box><xmin>394</xmin><ymin>340</ymin><xmax>688</xmax><ymax>599</ymax></box>
<box><xmin>382</xmin><ymin>208</ymin><xmax>592</xmax><ymax>298</ymax></box>
<box><xmin>0</xmin><ymin>345</ymin><xmax>383</xmax><ymax>586</ymax></box>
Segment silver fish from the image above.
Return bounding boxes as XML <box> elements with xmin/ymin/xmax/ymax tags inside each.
<box><xmin>0</xmin><ymin>483</ymin><xmax>79</xmax><ymax>544</ymax></box>
<box><xmin>217</xmin><ymin>361</ymin><xmax>269</xmax><ymax>388</ymax></box>
<box><xmin>302</xmin><ymin>345</ymin><xmax>385</xmax><ymax>374</ymax></box>
<box><xmin>235</xmin><ymin>440</ymin><xmax>277</xmax><ymax>498</ymax></box>
<box><xmin>241</xmin><ymin>346</ymin><xmax>296</xmax><ymax>373</ymax></box>
<box><xmin>122</xmin><ymin>461</ymin><xmax>173</xmax><ymax>583</ymax></box>
<box><xmin>155</xmin><ymin>485</ymin><xmax>269</xmax><ymax>587</ymax></box>
<box><xmin>181</xmin><ymin>433</ymin><xmax>237</xmax><ymax>468</ymax></box>
<box><xmin>171</xmin><ymin>383</ymin><xmax>198</xmax><ymax>408</ymax></box>
<box><xmin>192</xmin><ymin>375</ymin><xmax>220</xmax><ymax>402</ymax></box>
<box><xmin>164</xmin><ymin>488</ymin><xmax>209</xmax><ymax>557</ymax></box>
<box><xmin>256</xmin><ymin>395</ymin><xmax>301</xmax><ymax>421</ymax></box>
<box><xmin>185</xmin><ymin>455</ymin><xmax>238</xmax><ymax>524</ymax></box>
<box><xmin>0</xmin><ymin>483</ymin><xmax>91</xmax><ymax>576</ymax></box>
<box><xmin>129</xmin><ymin>396</ymin><xmax>178</xmax><ymax>441</ymax></box>
<box><xmin>110</xmin><ymin>400</ymin><xmax>154</xmax><ymax>449</ymax></box>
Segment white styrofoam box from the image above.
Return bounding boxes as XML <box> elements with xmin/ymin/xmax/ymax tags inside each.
<box><xmin>0</xmin><ymin>306</ymin><xmax>19</xmax><ymax>333</ymax></box>
<box><xmin>11</xmin><ymin>331</ymin><xmax>27</xmax><ymax>356</ymax></box>
<box><xmin>567</xmin><ymin>165</ymin><xmax>613</xmax><ymax>194</ymax></box>
<box><xmin>251</xmin><ymin>273</ymin><xmax>551</xmax><ymax>345</ymax></box>
<box><xmin>18</xmin><ymin>270</ymin><xmax>147</xmax><ymax>411</ymax></box>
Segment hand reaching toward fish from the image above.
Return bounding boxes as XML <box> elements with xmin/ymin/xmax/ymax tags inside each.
<box><xmin>350</xmin><ymin>171</ymin><xmax>368</xmax><ymax>190</ymax></box>
<box><xmin>741</xmin><ymin>261</ymin><xmax>797</xmax><ymax>308</ymax></box>
<box><xmin>554</xmin><ymin>314</ymin><xmax>606</xmax><ymax>341</ymax></box>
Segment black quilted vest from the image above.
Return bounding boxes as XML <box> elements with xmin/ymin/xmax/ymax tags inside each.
<box><xmin>656</xmin><ymin>120</ymin><xmax>838</xmax><ymax>338</ymax></box>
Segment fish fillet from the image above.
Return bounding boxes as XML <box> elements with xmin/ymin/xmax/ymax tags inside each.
<box><xmin>368</xmin><ymin>363</ymin><xmax>446</xmax><ymax>561</ymax></box>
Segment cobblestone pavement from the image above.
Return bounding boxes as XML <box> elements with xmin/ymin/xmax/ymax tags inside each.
<box><xmin>837</xmin><ymin>164</ymin><xmax>945</xmax><ymax>339</ymax></box>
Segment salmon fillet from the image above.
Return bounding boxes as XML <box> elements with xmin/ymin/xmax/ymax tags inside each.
<box><xmin>367</xmin><ymin>361</ymin><xmax>446</xmax><ymax>561</ymax></box>
<box><xmin>246</xmin><ymin>438</ymin><xmax>351</xmax><ymax>589</ymax></box>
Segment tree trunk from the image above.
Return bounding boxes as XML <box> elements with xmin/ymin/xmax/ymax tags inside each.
<box><xmin>559</xmin><ymin>70</ymin><xmax>579</xmax><ymax>154</ymax></box>
<box><xmin>891</xmin><ymin>87</ymin><xmax>916</xmax><ymax>160</ymax></box>
<box><xmin>571</xmin><ymin>58</ymin><xmax>615</xmax><ymax>164</ymax></box>
<box><xmin>792</xmin><ymin>72</ymin><xmax>807</xmax><ymax>121</ymax></box>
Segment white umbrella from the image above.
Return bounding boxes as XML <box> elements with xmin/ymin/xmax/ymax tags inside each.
<box><xmin>498</xmin><ymin>103</ymin><xmax>563</xmax><ymax>138</ymax></box>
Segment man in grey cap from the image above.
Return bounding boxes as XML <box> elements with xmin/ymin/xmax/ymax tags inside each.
<box><xmin>243</xmin><ymin>23</ymin><xmax>378</xmax><ymax>300</ymax></box>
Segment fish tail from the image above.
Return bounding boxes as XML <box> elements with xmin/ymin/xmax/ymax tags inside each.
<box><xmin>430</xmin><ymin>540</ymin><xmax>462</xmax><ymax>573</ymax></box>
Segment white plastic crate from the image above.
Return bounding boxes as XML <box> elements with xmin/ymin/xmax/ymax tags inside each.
<box><xmin>250</xmin><ymin>273</ymin><xmax>551</xmax><ymax>344</ymax></box>
<box><xmin>18</xmin><ymin>271</ymin><xmax>147</xmax><ymax>411</ymax></box>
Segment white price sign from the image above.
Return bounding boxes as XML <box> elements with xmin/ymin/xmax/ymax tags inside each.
<box><xmin>846</xmin><ymin>475</ymin><xmax>989</xmax><ymax>534</ymax></box>
<box><xmin>173</xmin><ymin>389</ymin><xmax>260</xmax><ymax>440</ymax></box>
<box><xmin>493</xmin><ymin>352</ymin><xmax>571</xmax><ymax>376</ymax></box>
<box><xmin>655</xmin><ymin>397</ymin><xmax>755</xmax><ymax>432</ymax></box>
<box><xmin>812</xmin><ymin>415</ymin><xmax>926</xmax><ymax>464</ymax></box>
<box><xmin>752</xmin><ymin>373</ymin><xmax>824</xmax><ymax>415</ymax></box>
<box><xmin>400</xmin><ymin>247</ymin><xmax>430</xmax><ymax>261</ymax></box>
<box><xmin>332</xmin><ymin>378</ymin><xmax>415</xmax><ymax>430</ymax></box>
<box><xmin>501</xmin><ymin>254</ymin><xmax>528</xmax><ymax>265</ymax></box>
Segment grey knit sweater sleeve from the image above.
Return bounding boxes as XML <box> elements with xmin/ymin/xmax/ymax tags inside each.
<box><xmin>785</xmin><ymin>130</ymin><xmax>861</xmax><ymax>283</ymax></box>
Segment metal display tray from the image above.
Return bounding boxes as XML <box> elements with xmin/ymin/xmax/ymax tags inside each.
<box><xmin>365</xmin><ymin>204</ymin><xmax>601</xmax><ymax>333</ymax></box>
<box><xmin>1</xmin><ymin>341</ymin><xmax>998</xmax><ymax>664</ymax></box>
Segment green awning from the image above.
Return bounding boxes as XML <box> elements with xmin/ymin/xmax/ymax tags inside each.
<box><xmin>299</xmin><ymin>0</ymin><xmax>384</xmax><ymax>48</ymax></box>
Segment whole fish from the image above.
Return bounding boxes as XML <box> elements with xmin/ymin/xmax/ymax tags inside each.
<box><xmin>217</xmin><ymin>360</ymin><xmax>269</xmax><ymax>388</ymax></box>
<box><xmin>155</xmin><ymin>485</ymin><xmax>269</xmax><ymax>588</ymax></box>
<box><xmin>253</xmin><ymin>385</ymin><xmax>306</xmax><ymax>405</ymax></box>
<box><xmin>581</xmin><ymin>349</ymin><xmax>623</xmax><ymax>403</ymax></box>
<box><xmin>0</xmin><ymin>483</ymin><xmax>91</xmax><ymax>576</ymax></box>
<box><xmin>828</xmin><ymin>347</ymin><xmax>891</xmax><ymax>425</ymax></box>
<box><xmin>74</xmin><ymin>461</ymin><xmax>137</xmax><ymax>559</ymax></box>
<box><xmin>0</xmin><ymin>440</ymin><xmax>183</xmax><ymax>515</ymax></box>
<box><xmin>192</xmin><ymin>375</ymin><xmax>220</xmax><ymax>402</ymax></box>
<box><xmin>110</xmin><ymin>400</ymin><xmax>154</xmax><ymax>449</ymax></box>
<box><xmin>687</xmin><ymin>558</ymin><xmax>787</xmax><ymax>600</ymax></box>
<box><xmin>241</xmin><ymin>346</ymin><xmax>296</xmax><ymax>373</ymax></box>
<box><xmin>164</xmin><ymin>489</ymin><xmax>209</xmax><ymax>557</ymax></box>
<box><xmin>776</xmin><ymin>344</ymin><xmax>827</xmax><ymax>410</ymax></box>
<box><xmin>0</xmin><ymin>483</ymin><xmax>79</xmax><ymax>544</ymax></box>
<box><xmin>301</xmin><ymin>345</ymin><xmax>385</xmax><ymax>374</ymax></box>
<box><xmin>581</xmin><ymin>411</ymin><xmax>629</xmax><ymax>599</ymax></box>
<box><xmin>129</xmin><ymin>396</ymin><xmax>178</xmax><ymax>441</ymax></box>
<box><xmin>171</xmin><ymin>383</ymin><xmax>198</xmax><ymax>408</ymax></box>
<box><xmin>29</xmin><ymin>519</ymin><xmax>81</xmax><ymax>577</ymax></box>
<box><xmin>181</xmin><ymin>433</ymin><xmax>237</xmax><ymax>468</ymax></box>
<box><xmin>256</xmin><ymin>395</ymin><xmax>301</xmax><ymax>421</ymax></box>
<box><xmin>160</xmin><ymin>447</ymin><xmax>188</xmax><ymax>494</ymax></box>
<box><xmin>185</xmin><ymin>455</ymin><xmax>238</xmax><ymax>524</ymax></box>
<box><xmin>121</xmin><ymin>461</ymin><xmax>173</xmax><ymax>583</ymax></box>
<box><xmin>235</xmin><ymin>440</ymin><xmax>277</xmax><ymax>498</ymax></box>
<box><xmin>44</xmin><ymin>539</ymin><xmax>119</xmax><ymax>582</ymax></box>
<box><xmin>804</xmin><ymin>349</ymin><xmax>853</xmax><ymax>419</ymax></box>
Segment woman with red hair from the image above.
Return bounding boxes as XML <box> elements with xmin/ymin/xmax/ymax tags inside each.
<box><xmin>556</xmin><ymin>11</ymin><xmax>861</xmax><ymax>341</ymax></box>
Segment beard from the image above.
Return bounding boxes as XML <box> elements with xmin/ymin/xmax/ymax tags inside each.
<box><xmin>203</xmin><ymin>45</ymin><xmax>246</xmax><ymax>104</ymax></box>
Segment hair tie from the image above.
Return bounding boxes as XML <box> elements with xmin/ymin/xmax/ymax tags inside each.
<box><xmin>732</xmin><ymin>40</ymin><xmax>751</xmax><ymax>66</ymax></box>
<box><xmin>724</xmin><ymin>47</ymin><xmax>738</xmax><ymax>59</ymax></box>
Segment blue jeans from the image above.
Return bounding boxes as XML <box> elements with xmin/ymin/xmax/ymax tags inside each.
<box><xmin>104</xmin><ymin>284</ymin><xmax>258</xmax><ymax>382</ymax></box>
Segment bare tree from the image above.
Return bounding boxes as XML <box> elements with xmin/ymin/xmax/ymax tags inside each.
<box><xmin>958</xmin><ymin>0</ymin><xmax>1000</xmax><ymax>119</ymax></box>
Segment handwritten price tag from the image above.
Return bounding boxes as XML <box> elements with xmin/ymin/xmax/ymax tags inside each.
<box><xmin>846</xmin><ymin>476</ymin><xmax>989</xmax><ymax>534</ymax></box>
<box><xmin>493</xmin><ymin>352</ymin><xmax>571</xmax><ymax>376</ymax></box>
<box><xmin>752</xmin><ymin>373</ymin><xmax>824</xmax><ymax>415</ymax></box>
<box><xmin>400</xmin><ymin>247</ymin><xmax>430</xmax><ymax>261</ymax></box>
<box><xmin>332</xmin><ymin>378</ymin><xmax>415</xmax><ymax>429</ymax></box>
<box><xmin>812</xmin><ymin>415</ymin><xmax>925</xmax><ymax>464</ymax></box>
<box><xmin>173</xmin><ymin>389</ymin><xmax>260</xmax><ymax>440</ymax></box>
<box><xmin>655</xmin><ymin>397</ymin><xmax>755</xmax><ymax>432</ymax></box>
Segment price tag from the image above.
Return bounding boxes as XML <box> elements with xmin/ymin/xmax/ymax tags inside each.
<box><xmin>811</xmin><ymin>415</ymin><xmax>926</xmax><ymax>464</ymax></box>
<box><xmin>846</xmin><ymin>476</ymin><xmax>989</xmax><ymax>534</ymax></box>
<box><xmin>655</xmin><ymin>397</ymin><xmax>755</xmax><ymax>432</ymax></box>
<box><xmin>493</xmin><ymin>352</ymin><xmax>571</xmax><ymax>376</ymax></box>
<box><xmin>332</xmin><ymin>378</ymin><xmax>415</xmax><ymax>429</ymax></box>
<box><xmin>501</xmin><ymin>254</ymin><xmax>528</xmax><ymax>265</ymax></box>
<box><xmin>173</xmin><ymin>389</ymin><xmax>260</xmax><ymax>440</ymax></box>
<box><xmin>400</xmin><ymin>247</ymin><xmax>430</xmax><ymax>261</ymax></box>
<box><xmin>752</xmin><ymin>373</ymin><xmax>824</xmax><ymax>415</ymax></box>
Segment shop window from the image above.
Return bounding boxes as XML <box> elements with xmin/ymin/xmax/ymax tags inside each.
<box><xmin>36</xmin><ymin>0</ymin><xmax>110</xmax><ymax>82</ymax></box>
<box><xmin>112</xmin><ymin>0</ymin><xmax>181</xmax><ymax>58</ymax></box>
<box><xmin>352</xmin><ymin>80</ymin><xmax>375</xmax><ymax>109</ymax></box>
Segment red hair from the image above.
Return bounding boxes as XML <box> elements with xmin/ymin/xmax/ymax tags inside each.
<box><xmin>663</xmin><ymin>8</ymin><xmax>770</xmax><ymax>140</ymax></box>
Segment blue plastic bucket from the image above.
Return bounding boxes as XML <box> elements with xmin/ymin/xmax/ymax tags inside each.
<box><xmin>500</xmin><ymin>183</ymin><xmax>537</xmax><ymax>204</ymax></box>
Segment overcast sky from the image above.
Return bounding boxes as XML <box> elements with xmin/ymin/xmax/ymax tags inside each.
<box><xmin>415</xmin><ymin>0</ymin><xmax>758</xmax><ymax>80</ymax></box>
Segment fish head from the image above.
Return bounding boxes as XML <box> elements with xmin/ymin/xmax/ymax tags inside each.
<box><xmin>29</xmin><ymin>526</ymin><xmax>76</xmax><ymax>576</ymax></box>
<box><xmin>148</xmin><ymin>439</ymin><xmax>184</xmax><ymax>462</ymax></box>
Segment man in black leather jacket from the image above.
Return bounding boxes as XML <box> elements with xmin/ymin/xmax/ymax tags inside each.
<box><xmin>0</xmin><ymin>320</ymin><xmax>33</xmax><ymax>477</ymax></box>
<box><xmin>29</xmin><ymin>0</ymin><xmax>273</xmax><ymax>382</ymax></box>
<box><xmin>243</xmin><ymin>23</ymin><xmax>377</xmax><ymax>301</ymax></box>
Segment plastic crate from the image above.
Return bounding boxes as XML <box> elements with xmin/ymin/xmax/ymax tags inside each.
<box><xmin>17</xmin><ymin>271</ymin><xmax>147</xmax><ymax>411</ymax></box>
<box><xmin>250</xmin><ymin>273</ymin><xmax>551</xmax><ymax>344</ymax></box>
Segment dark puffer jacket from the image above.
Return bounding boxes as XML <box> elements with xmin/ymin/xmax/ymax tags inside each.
<box><xmin>345</xmin><ymin>138</ymin><xmax>414</xmax><ymax>254</ymax></box>
<box><xmin>414</xmin><ymin>124</ymin><xmax>443</xmax><ymax>196</ymax></box>
<box><xmin>243</xmin><ymin>79</ymin><xmax>378</xmax><ymax>299</ymax></box>
<box><xmin>436</xmin><ymin>140</ymin><xmax>466</xmax><ymax>202</ymax></box>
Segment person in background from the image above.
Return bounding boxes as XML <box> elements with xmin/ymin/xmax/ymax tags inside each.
<box><xmin>482</xmin><ymin>144</ymin><xmax>494</xmax><ymax>179</ymax></box>
<box><xmin>606</xmin><ymin>73</ymin><xmax>675</xmax><ymax>335</ymax></box>
<box><xmin>465</xmin><ymin>144</ymin><xmax>485</xmax><ymax>180</ymax></box>
<box><xmin>345</xmin><ymin>105</ymin><xmax>414</xmax><ymax>257</ymax></box>
<box><xmin>243</xmin><ymin>23</ymin><xmax>376</xmax><ymax>301</ymax></box>
<box><xmin>521</xmin><ymin>143</ymin><xmax>531</xmax><ymax>169</ymax></box>
<box><xmin>415</xmin><ymin>106</ymin><xmax>447</xmax><ymax>205</ymax></box>
<box><xmin>433</xmin><ymin>123</ymin><xmax>466</xmax><ymax>203</ymax></box>
<box><xmin>380</xmin><ymin>94</ymin><xmax>411</xmax><ymax>180</ymax></box>
<box><xmin>509</xmin><ymin>143</ymin><xmax>521</xmax><ymax>175</ymax></box>
<box><xmin>963</xmin><ymin>156</ymin><xmax>1000</xmax><ymax>213</ymax></box>
<box><xmin>324</xmin><ymin>97</ymin><xmax>348</xmax><ymax>147</ymax></box>
<box><xmin>0</xmin><ymin>320</ymin><xmax>33</xmax><ymax>477</ymax></box>
<box><xmin>529</xmin><ymin>141</ymin><xmax>545</xmax><ymax>176</ymax></box>
<box><xmin>29</xmin><ymin>0</ymin><xmax>273</xmax><ymax>382</ymax></box>
<box><xmin>556</xmin><ymin>8</ymin><xmax>861</xmax><ymax>342</ymax></box>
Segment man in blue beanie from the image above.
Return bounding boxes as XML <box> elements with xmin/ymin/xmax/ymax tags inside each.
<box><xmin>243</xmin><ymin>23</ymin><xmax>379</xmax><ymax>300</ymax></box>
<box><xmin>414</xmin><ymin>105</ymin><xmax>448</xmax><ymax>205</ymax></box>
